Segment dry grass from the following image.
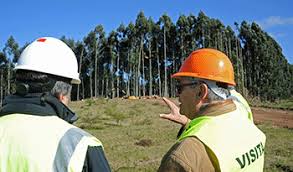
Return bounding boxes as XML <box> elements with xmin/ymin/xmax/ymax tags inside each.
<box><xmin>70</xmin><ymin>98</ymin><xmax>293</xmax><ymax>172</ymax></box>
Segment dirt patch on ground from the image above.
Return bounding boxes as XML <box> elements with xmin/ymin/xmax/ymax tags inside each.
<box><xmin>135</xmin><ymin>139</ymin><xmax>153</xmax><ymax>147</ymax></box>
<box><xmin>252</xmin><ymin>107</ymin><xmax>293</xmax><ymax>128</ymax></box>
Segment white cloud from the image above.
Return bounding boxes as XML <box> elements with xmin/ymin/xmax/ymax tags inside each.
<box><xmin>257</xmin><ymin>16</ymin><xmax>293</xmax><ymax>29</ymax></box>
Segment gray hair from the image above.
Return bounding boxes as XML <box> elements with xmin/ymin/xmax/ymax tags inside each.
<box><xmin>51</xmin><ymin>81</ymin><xmax>72</xmax><ymax>99</ymax></box>
<box><xmin>206</xmin><ymin>86</ymin><xmax>229</xmax><ymax>102</ymax></box>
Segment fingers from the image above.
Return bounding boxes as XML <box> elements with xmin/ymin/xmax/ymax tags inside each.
<box><xmin>162</xmin><ymin>97</ymin><xmax>174</xmax><ymax>107</ymax></box>
<box><xmin>159</xmin><ymin>113</ymin><xmax>176</xmax><ymax>121</ymax></box>
<box><xmin>162</xmin><ymin>97</ymin><xmax>178</xmax><ymax>110</ymax></box>
<box><xmin>160</xmin><ymin>113</ymin><xmax>176</xmax><ymax>121</ymax></box>
<box><xmin>159</xmin><ymin>113</ymin><xmax>169</xmax><ymax>119</ymax></box>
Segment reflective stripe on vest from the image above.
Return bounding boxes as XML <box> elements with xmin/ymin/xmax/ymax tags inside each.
<box><xmin>0</xmin><ymin>114</ymin><xmax>102</xmax><ymax>172</ymax></box>
<box><xmin>178</xmin><ymin>107</ymin><xmax>266</xmax><ymax>172</ymax></box>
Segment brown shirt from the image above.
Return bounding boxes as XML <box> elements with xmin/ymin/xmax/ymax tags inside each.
<box><xmin>158</xmin><ymin>100</ymin><xmax>236</xmax><ymax>172</ymax></box>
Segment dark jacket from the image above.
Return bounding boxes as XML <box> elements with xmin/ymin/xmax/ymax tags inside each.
<box><xmin>0</xmin><ymin>93</ymin><xmax>111</xmax><ymax>172</ymax></box>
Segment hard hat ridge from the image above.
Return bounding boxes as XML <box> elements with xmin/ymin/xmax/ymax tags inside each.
<box><xmin>172</xmin><ymin>48</ymin><xmax>236</xmax><ymax>86</ymax></box>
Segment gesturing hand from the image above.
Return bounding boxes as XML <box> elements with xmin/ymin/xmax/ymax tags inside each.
<box><xmin>159</xmin><ymin>97</ymin><xmax>190</xmax><ymax>126</ymax></box>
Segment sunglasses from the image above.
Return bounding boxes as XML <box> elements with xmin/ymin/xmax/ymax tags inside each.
<box><xmin>176</xmin><ymin>82</ymin><xmax>199</xmax><ymax>94</ymax></box>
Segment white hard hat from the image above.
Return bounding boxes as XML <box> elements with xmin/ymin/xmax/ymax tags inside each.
<box><xmin>15</xmin><ymin>37</ymin><xmax>80</xmax><ymax>84</ymax></box>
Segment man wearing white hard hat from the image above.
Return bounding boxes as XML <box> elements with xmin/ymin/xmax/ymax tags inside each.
<box><xmin>0</xmin><ymin>37</ymin><xmax>111</xmax><ymax>172</ymax></box>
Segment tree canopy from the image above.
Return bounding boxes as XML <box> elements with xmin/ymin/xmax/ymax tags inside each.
<box><xmin>1</xmin><ymin>11</ymin><xmax>292</xmax><ymax>103</ymax></box>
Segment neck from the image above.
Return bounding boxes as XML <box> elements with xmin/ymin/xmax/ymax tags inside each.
<box><xmin>195</xmin><ymin>99</ymin><xmax>236</xmax><ymax>117</ymax></box>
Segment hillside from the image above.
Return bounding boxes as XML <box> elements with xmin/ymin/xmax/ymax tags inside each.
<box><xmin>70</xmin><ymin>98</ymin><xmax>293</xmax><ymax>172</ymax></box>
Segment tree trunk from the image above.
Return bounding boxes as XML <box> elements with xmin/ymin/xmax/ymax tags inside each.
<box><xmin>202</xmin><ymin>24</ymin><xmax>205</xmax><ymax>48</ymax></box>
<box><xmin>171</xmin><ymin>50</ymin><xmax>175</xmax><ymax>97</ymax></box>
<box><xmin>106</xmin><ymin>75</ymin><xmax>109</xmax><ymax>98</ymax></box>
<box><xmin>163</xmin><ymin>27</ymin><xmax>168</xmax><ymax>97</ymax></box>
<box><xmin>0</xmin><ymin>71</ymin><xmax>3</xmax><ymax>107</ymax></box>
<box><xmin>235</xmin><ymin>38</ymin><xmax>240</xmax><ymax>91</ymax></box>
<box><xmin>101</xmin><ymin>69</ymin><xmax>104</xmax><ymax>97</ymax></box>
<box><xmin>148</xmin><ymin>41</ymin><xmax>152</xmax><ymax>96</ymax></box>
<box><xmin>77</xmin><ymin>47</ymin><xmax>84</xmax><ymax>101</ymax></box>
<box><xmin>7</xmin><ymin>62</ymin><xmax>10</xmax><ymax>95</ymax></box>
<box><xmin>110</xmin><ymin>46</ymin><xmax>115</xmax><ymax>98</ymax></box>
<box><xmin>127</xmin><ymin>50</ymin><xmax>130</xmax><ymax>96</ymax></box>
<box><xmin>135</xmin><ymin>49</ymin><xmax>138</xmax><ymax>97</ymax></box>
<box><xmin>94</xmin><ymin>43</ymin><xmax>98</xmax><ymax>98</ymax></box>
<box><xmin>81</xmin><ymin>78</ymin><xmax>85</xmax><ymax>100</ymax></box>
<box><xmin>180</xmin><ymin>34</ymin><xmax>184</xmax><ymax>63</ymax></box>
<box><xmin>116</xmin><ymin>53</ymin><xmax>120</xmax><ymax>97</ymax></box>
<box><xmin>137</xmin><ymin>35</ymin><xmax>143</xmax><ymax>97</ymax></box>
<box><xmin>156</xmin><ymin>44</ymin><xmax>161</xmax><ymax>97</ymax></box>
<box><xmin>239</xmin><ymin>41</ymin><xmax>245</xmax><ymax>97</ymax></box>
<box><xmin>142</xmin><ymin>50</ymin><xmax>145</xmax><ymax>97</ymax></box>
<box><xmin>89</xmin><ymin>71</ymin><xmax>93</xmax><ymax>98</ymax></box>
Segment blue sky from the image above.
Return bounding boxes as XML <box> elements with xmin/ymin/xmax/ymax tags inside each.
<box><xmin>1</xmin><ymin>0</ymin><xmax>292</xmax><ymax>64</ymax></box>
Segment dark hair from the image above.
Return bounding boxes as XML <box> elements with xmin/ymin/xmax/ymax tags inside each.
<box><xmin>15</xmin><ymin>70</ymin><xmax>71</xmax><ymax>95</ymax></box>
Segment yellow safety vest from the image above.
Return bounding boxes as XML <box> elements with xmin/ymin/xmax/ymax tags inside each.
<box><xmin>229</xmin><ymin>90</ymin><xmax>253</xmax><ymax>122</ymax></box>
<box><xmin>178</xmin><ymin>103</ymin><xmax>266</xmax><ymax>172</ymax></box>
<box><xmin>0</xmin><ymin>114</ymin><xmax>103</xmax><ymax>172</ymax></box>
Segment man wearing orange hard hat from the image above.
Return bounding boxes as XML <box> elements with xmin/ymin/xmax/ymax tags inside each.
<box><xmin>158</xmin><ymin>48</ymin><xmax>266</xmax><ymax>172</ymax></box>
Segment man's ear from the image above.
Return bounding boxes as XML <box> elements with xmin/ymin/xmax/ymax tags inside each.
<box><xmin>56</xmin><ymin>93</ymin><xmax>64</xmax><ymax>102</ymax></box>
<box><xmin>199</xmin><ymin>83</ymin><xmax>208</xmax><ymax>100</ymax></box>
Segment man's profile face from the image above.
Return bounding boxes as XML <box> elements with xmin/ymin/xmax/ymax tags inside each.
<box><xmin>177</xmin><ymin>77</ymin><xmax>202</xmax><ymax>119</ymax></box>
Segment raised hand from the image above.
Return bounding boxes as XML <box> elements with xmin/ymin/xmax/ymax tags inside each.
<box><xmin>159</xmin><ymin>97</ymin><xmax>190</xmax><ymax>126</ymax></box>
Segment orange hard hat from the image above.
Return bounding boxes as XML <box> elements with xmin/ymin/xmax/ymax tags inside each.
<box><xmin>172</xmin><ymin>48</ymin><xmax>236</xmax><ymax>86</ymax></box>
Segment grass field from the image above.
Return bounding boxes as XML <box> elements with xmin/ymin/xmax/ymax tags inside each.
<box><xmin>70</xmin><ymin>98</ymin><xmax>293</xmax><ymax>172</ymax></box>
<box><xmin>249</xmin><ymin>98</ymin><xmax>293</xmax><ymax>111</ymax></box>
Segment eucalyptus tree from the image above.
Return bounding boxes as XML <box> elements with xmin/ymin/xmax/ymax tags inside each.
<box><xmin>83</xmin><ymin>33</ymin><xmax>94</xmax><ymax>98</ymax></box>
<box><xmin>75</xmin><ymin>41</ymin><xmax>85</xmax><ymax>100</ymax></box>
<box><xmin>152</xmin><ymin>22</ymin><xmax>162</xmax><ymax>96</ymax></box>
<box><xmin>116</xmin><ymin>24</ymin><xmax>128</xmax><ymax>97</ymax></box>
<box><xmin>207</xmin><ymin>19</ymin><xmax>224</xmax><ymax>51</ymax></box>
<box><xmin>107</xmin><ymin>30</ymin><xmax>119</xmax><ymax>98</ymax></box>
<box><xmin>146</xmin><ymin>17</ymin><xmax>156</xmax><ymax>96</ymax></box>
<box><xmin>196</xmin><ymin>11</ymin><xmax>210</xmax><ymax>48</ymax></box>
<box><xmin>135</xmin><ymin>11</ymin><xmax>148</xmax><ymax>97</ymax></box>
<box><xmin>83</xmin><ymin>25</ymin><xmax>105</xmax><ymax>98</ymax></box>
<box><xmin>0</xmin><ymin>52</ymin><xmax>7</xmax><ymax>106</ymax></box>
<box><xmin>159</xmin><ymin>13</ymin><xmax>172</xmax><ymax>97</ymax></box>
<box><xmin>187</xmin><ymin>14</ymin><xmax>198</xmax><ymax>52</ymax></box>
<box><xmin>224</xmin><ymin>26</ymin><xmax>246</xmax><ymax>95</ymax></box>
<box><xmin>124</xmin><ymin>22</ymin><xmax>136</xmax><ymax>96</ymax></box>
<box><xmin>1</xmin><ymin>11</ymin><xmax>292</xmax><ymax>102</ymax></box>
<box><xmin>238</xmin><ymin>21</ymin><xmax>293</xmax><ymax>101</ymax></box>
<box><xmin>3</xmin><ymin>36</ymin><xmax>20</xmax><ymax>95</ymax></box>
<box><xmin>239</xmin><ymin>21</ymin><xmax>254</xmax><ymax>96</ymax></box>
<box><xmin>176</xmin><ymin>15</ymin><xmax>189</xmax><ymax>63</ymax></box>
<box><xmin>168</xmin><ymin>23</ymin><xmax>179</xmax><ymax>97</ymax></box>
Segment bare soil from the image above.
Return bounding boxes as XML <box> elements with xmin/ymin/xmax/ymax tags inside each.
<box><xmin>252</xmin><ymin>107</ymin><xmax>293</xmax><ymax>128</ymax></box>
<box><xmin>152</xmin><ymin>98</ymin><xmax>293</xmax><ymax>128</ymax></box>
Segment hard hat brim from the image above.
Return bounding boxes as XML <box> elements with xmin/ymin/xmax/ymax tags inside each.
<box><xmin>172</xmin><ymin>72</ymin><xmax>236</xmax><ymax>86</ymax></box>
<box><xmin>15</xmin><ymin>65</ymin><xmax>81</xmax><ymax>85</ymax></box>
